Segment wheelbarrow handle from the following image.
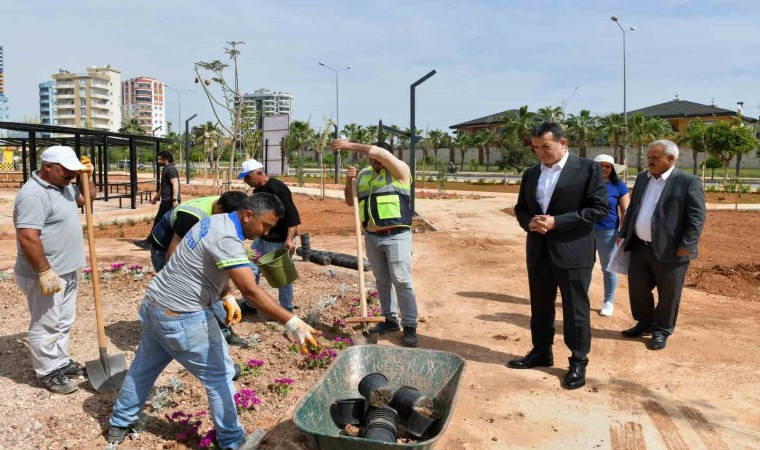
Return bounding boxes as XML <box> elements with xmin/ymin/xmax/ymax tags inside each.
<box><xmin>80</xmin><ymin>177</ymin><xmax>109</xmax><ymax>351</ymax></box>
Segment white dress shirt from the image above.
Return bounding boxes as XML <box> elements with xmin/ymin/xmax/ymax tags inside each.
<box><xmin>536</xmin><ymin>151</ymin><xmax>569</xmax><ymax>214</ymax></box>
<box><xmin>634</xmin><ymin>166</ymin><xmax>675</xmax><ymax>242</ymax></box>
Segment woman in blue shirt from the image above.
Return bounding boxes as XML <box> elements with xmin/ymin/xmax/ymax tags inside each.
<box><xmin>593</xmin><ymin>154</ymin><xmax>630</xmax><ymax>317</ymax></box>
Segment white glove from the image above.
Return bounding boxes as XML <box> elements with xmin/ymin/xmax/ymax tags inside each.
<box><xmin>283</xmin><ymin>316</ymin><xmax>319</xmax><ymax>354</ymax></box>
<box><xmin>222</xmin><ymin>295</ymin><xmax>241</xmax><ymax>325</ymax></box>
<box><xmin>38</xmin><ymin>269</ymin><xmax>62</xmax><ymax>296</ymax></box>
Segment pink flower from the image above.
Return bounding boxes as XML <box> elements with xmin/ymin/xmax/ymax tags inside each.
<box><xmin>247</xmin><ymin>359</ymin><xmax>265</xmax><ymax>368</ymax></box>
<box><xmin>199</xmin><ymin>429</ymin><xmax>216</xmax><ymax>448</ymax></box>
<box><xmin>274</xmin><ymin>377</ymin><xmax>294</xmax><ymax>385</ymax></box>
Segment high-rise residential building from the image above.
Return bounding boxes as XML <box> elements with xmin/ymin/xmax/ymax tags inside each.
<box><xmin>51</xmin><ymin>65</ymin><xmax>122</xmax><ymax>132</ymax></box>
<box><xmin>39</xmin><ymin>81</ymin><xmax>57</xmax><ymax>126</ymax></box>
<box><xmin>0</xmin><ymin>45</ymin><xmax>8</xmax><ymax>137</ymax></box>
<box><xmin>241</xmin><ymin>89</ymin><xmax>293</xmax><ymax>128</ymax></box>
<box><xmin>121</xmin><ymin>76</ymin><xmax>166</xmax><ymax>136</ymax></box>
<box><xmin>0</xmin><ymin>45</ymin><xmax>5</xmax><ymax>95</ymax></box>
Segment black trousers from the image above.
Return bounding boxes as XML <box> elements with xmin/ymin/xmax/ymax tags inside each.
<box><xmin>527</xmin><ymin>248</ymin><xmax>592</xmax><ymax>363</ymax></box>
<box><xmin>628</xmin><ymin>240</ymin><xmax>690</xmax><ymax>336</ymax></box>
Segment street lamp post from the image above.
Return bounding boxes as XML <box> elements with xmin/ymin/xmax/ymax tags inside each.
<box><xmin>319</xmin><ymin>62</ymin><xmax>352</xmax><ymax>183</ymax></box>
<box><xmin>165</xmin><ymin>84</ymin><xmax>193</xmax><ymax>176</ymax></box>
<box><xmin>410</xmin><ymin>70</ymin><xmax>437</xmax><ymax>215</ymax></box>
<box><xmin>185</xmin><ymin>114</ymin><xmax>197</xmax><ymax>185</ymax></box>
<box><xmin>611</xmin><ymin>16</ymin><xmax>635</xmax><ymax>183</ymax></box>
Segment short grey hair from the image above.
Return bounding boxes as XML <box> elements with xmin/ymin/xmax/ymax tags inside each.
<box><xmin>240</xmin><ymin>192</ymin><xmax>284</xmax><ymax>218</ymax></box>
<box><xmin>649</xmin><ymin>139</ymin><xmax>679</xmax><ymax>159</ymax></box>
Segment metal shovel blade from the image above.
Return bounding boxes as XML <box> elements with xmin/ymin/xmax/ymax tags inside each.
<box><xmin>350</xmin><ymin>325</ymin><xmax>379</xmax><ymax>346</ymax></box>
<box><xmin>86</xmin><ymin>351</ymin><xmax>128</xmax><ymax>393</ymax></box>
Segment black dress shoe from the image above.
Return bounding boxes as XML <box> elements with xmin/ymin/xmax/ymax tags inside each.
<box><xmin>621</xmin><ymin>322</ymin><xmax>654</xmax><ymax>338</ymax></box>
<box><xmin>647</xmin><ymin>333</ymin><xmax>667</xmax><ymax>350</ymax></box>
<box><xmin>507</xmin><ymin>350</ymin><xmax>553</xmax><ymax>369</ymax></box>
<box><xmin>563</xmin><ymin>363</ymin><xmax>586</xmax><ymax>390</ymax></box>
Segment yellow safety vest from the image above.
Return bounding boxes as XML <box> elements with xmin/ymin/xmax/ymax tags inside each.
<box><xmin>356</xmin><ymin>167</ymin><xmax>412</xmax><ymax>230</ymax></box>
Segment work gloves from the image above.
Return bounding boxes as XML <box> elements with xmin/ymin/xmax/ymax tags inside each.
<box><xmin>38</xmin><ymin>269</ymin><xmax>62</xmax><ymax>296</ymax></box>
<box><xmin>284</xmin><ymin>316</ymin><xmax>319</xmax><ymax>355</ymax></box>
<box><xmin>222</xmin><ymin>295</ymin><xmax>242</xmax><ymax>325</ymax></box>
<box><xmin>80</xmin><ymin>156</ymin><xmax>94</xmax><ymax>173</ymax></box>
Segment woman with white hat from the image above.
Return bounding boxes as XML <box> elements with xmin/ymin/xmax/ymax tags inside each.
<box><xmin>592</xmin><ymin>154</ymin><xmax>630</xmax><ymax>317</ymax></box>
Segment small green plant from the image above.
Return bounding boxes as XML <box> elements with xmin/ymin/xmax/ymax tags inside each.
<box><xmin>126</xmin><ymin>217</ymin><xmax>137</xmax><ymax>227</ymax></box>
<box><xmin>0</xmin><ymin>268</ymin><xmax>10</xmax><ymax>282</ymax></box>
<box><xmin>149</xmin><ymin>387</ymin><xmax>173</xmax><ymax>412</ymax></box>
<box><xmin>96</xmin><ymin>221</ymin><xmax>107</xmax><ymax>230</ymax></box>
<box><xmin>167</xmin><ymin>377</ymin><xmax>184</xmax><ymax>394</ymax></box>
<box><xmin>304</xmin><ymin>349</ymin><xmax>338</xmax><ymax>369</ymax></box>
<box><xmin>304</xmin><ymin>311</ymin><xmax>320</xmax><ymax>327</ymax></box>
<box><xmin>270</xmin><ymin>377</ymin><xmax>294</xmax><ymax>396</ymax></box>
<box><xmin>245</xmin><ymin>334</ymin><xmax>261</xmax><ymax>348</ymax></box>
<box><xmin>239</xmin><ymin>359</ymin><xmax>265</xmax><ymax>377</ymax></box>
<box><xmin>477</xmin><ymin>178</ymin><xmax>487</xmax><ymax>185</ymax></box>
<box><xmin>265</xmin><ymin>322</ymin><xmax>281</xmax><ymax>332</ymax></box>
<box><xmin>332</xmin><ymin>337</ymin><xmax>353</xmax><ymax>350</ymax></box>
<box><xmin>469</xmin><ymin>159</ymin><xmax>479</xmax><ymax>171</ymax></box>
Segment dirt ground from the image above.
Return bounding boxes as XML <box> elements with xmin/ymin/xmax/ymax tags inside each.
<box><xmin>0</xmin><ymin>188</ymin><xmax>758</xmax><ymax>449</ymax></box>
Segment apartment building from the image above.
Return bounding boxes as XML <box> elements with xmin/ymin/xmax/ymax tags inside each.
<box><xmin>241</xmin><ymin>89</ymin><xmax>293</xmax><ymax>128</ymax></box>
<box><xmin>51</xmin><ymin>65</ymin><xmax>122</xmax><ymax>132</ymax></box>
<box><xmin>0</xmin><ymin>46</ymin><xmax>8</xmax><ymax>137</ymax></box>
<box><xmin>121</xmin><ymin>76</ymin><xmax>166</xmax><ymax>136</ymax></box>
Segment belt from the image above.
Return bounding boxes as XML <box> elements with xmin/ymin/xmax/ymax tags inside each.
<box><xmin>366</xmin><ymin>227</ymin><xmax>408</xmax><ymax>237</ymax></box>
<box><xmin>636</xmin><ymin>236</ymin><xmax>653</xmax><ymax>246</ymax></box>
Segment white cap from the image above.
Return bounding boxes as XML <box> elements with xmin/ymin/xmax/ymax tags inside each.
<box><xmin>237</xmin><ymin>159</ymin><xmax>264</xmax><ymax>179</ymax></box>
<box><xmin>593</xmin><ymin>154</ymin><xmax>625</xmax><ymax>174</ymax></box>
<box><xmin>41</xmin><ymin>146</ymin><xmax>86</xmax><ymax>171</ymax></box>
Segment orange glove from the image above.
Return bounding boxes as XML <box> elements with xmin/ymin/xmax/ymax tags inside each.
<box><xmin>284</xmin><ymin>316</ymin><xmax>319</xmax><ymax>355</ymax></box>
<box><xmin>222</xmin><ymin>295</ymin><xmax>242</xmax><ymax>325</ymax></box>
<box><xmin>80</xmin><ymin>156</ymin><xmax>94</xmax><ymax>173</ymax></box>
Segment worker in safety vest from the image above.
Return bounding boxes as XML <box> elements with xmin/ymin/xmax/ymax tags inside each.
<box><xmin>332</xmin><ymin>139</ymin><xmax>419</xmax><ymax>348</ymax></box>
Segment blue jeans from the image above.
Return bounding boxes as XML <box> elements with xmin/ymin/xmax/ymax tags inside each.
<box><xmin>110</xmin><ymin>300</ymin><xmax>243</xmax><ymax>449</ymax></box>
<box><xmin>594</xmin><ymin>228</ymin><xmax>618</xmax><ymax>304</ymax></box>
<box><xmin>246</xmin><ymin>238</ymin><xmax>294</xmax><ymax>311</ymax></box>
<box><xmin>364</xmin><ymin>230</ymin><xmax>418</xmax><ymax>328</ymax></box>
<box><xmin>152</xmin><ymin>247</ymin><xmax>232</xmax><ymax>338</ymax></box>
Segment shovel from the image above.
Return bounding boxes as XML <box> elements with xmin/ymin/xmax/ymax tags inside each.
<box><xmin>80</xmin><ymin>176</ymin><xmax>128</xmax><ymax>393</ymax></box>
<box><xmin>344</xmin><ymin>178</ymin><xmax>384</xmax><ymax>345</ymax></box>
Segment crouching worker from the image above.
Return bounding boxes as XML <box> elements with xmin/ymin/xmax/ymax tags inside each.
<box><xmin>108</xmin><ymin>193</ymin><xmax>318</xmax><ymax>449</ymax></box>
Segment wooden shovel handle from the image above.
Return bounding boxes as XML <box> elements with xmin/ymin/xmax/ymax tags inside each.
<box><xmin>80</xmin><ymin>177</ymin><xmax>108</xmax><ymax>349</ymax></box>
<box><xmin>351</xmin><ymin>179</ymin><xmax>369</xmax><ymax>319</ymax></box>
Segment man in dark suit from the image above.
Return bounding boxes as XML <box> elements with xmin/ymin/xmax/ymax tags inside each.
<box><xmin>619</xmin><ymin>140</ymin><xmax>705</xmax><ymax>350</ymax></box>
<box><xmin>509</xmin><ymin>122</ymin><xmax>609</xmax><ymax>390</ymax></box>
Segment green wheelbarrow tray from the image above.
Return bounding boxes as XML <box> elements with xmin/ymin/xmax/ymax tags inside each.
<box><xmin>293</xmin><ymin>345</ymin><xmax>467</xmax><ymax>449</ymax></box>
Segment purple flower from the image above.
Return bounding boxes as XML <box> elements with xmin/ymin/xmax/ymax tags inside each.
<box><xmin>274</xmin><ymin>377</ymin><xmax>294</xmax><ymax>385</ymax></box>
<box><xmin>110</xmin><ymin>262</ymin><xmax>125</xmax><ymax>270</ymax></box>
<box><xmin>83</xmin><ymin>268</ymin><xmax>92</xmax><ymax>274</ymax></box>
<box><xmin>247</xmin><ymin>359</ymin><xmax>265</xmax><ymax>368</ymax></box>
<box><xmin>234</xmin><ymin>389</ymin><xmax>261</xmax><ymax>410</ymax></box>
<box><xmin>199</xmin><ymin>429</ymin><xmax>216</xmax><ymax>448</ymax></box>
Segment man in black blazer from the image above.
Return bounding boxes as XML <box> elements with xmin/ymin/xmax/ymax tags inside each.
<box><xmin>619</xmin><ymin>140</ymin><xmax>705</xmax><ymax>350</ymax></box>
<box><xmin>510</xmin><ymin>123</ymin><xmax>609</xmax><ymax>390</ymax></box>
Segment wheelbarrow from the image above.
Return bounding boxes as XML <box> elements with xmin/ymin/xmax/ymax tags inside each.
<box><xmin>292</xmin><ymin>345</ymin><xmax>467</xmax><ymax>449</ymax></box>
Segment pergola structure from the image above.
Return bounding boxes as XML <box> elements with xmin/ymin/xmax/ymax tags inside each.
<box><xmin>0</xmin><ymin>121</ymin><xmax>173</xmax><ymax>209</ymax></box>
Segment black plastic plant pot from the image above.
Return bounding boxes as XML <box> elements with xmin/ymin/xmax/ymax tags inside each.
<box><xmin>391</xmin><ymin>386</ymin><xmax>433</xmax><ymax>423</ymax></box>
<box><xmin>358</xmin><ymin>373</ymin><xmax>392</xmax><ymax>407</ymax></box>
<box><xmin>407</xmin><ymin>405</ymin><xmax>439</xmax><ymax>438</ymax></box>
<box><xmin>365</xmin><ymin>405</ymin><xmax>400</xmax><ymax>427</ymax></box>
<box><xmin>329</xmin><ymin>398</ymin><xmax>365</xmax><ymax>428</ymax></box>
<box><xmin>363</xmin><ymin>421</ymin><xmax>398</xmax><ymax>443</ymax></box>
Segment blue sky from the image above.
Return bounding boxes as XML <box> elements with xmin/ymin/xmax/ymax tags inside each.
<box><xmin>2</xmin><ymin>0</ymin><xmax>758</xmax><ymax>134</ymax></box>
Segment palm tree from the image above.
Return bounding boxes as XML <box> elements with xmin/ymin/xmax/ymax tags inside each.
<box><xmin>427</xmin><ymin>129</ymin><xmax>445</xmax><ymax>163</ymax></box>
<box><xmin>566</xmin><ymin>110</ymin><xmax>597</xmax><ymax>159</ymax></box>
<box><xmin>286</xmin><ymin>120</ymin><xmax>314</xmax><ymax>186</ymax></box>
<box><xmin>627</xmin><ymin>114</ymin><xmax>673</xmax><ymax>172</ymax></box>
<box><xmin>475</xmin><ymin>129</ymin><xmax>497</xmax><ymax>170</ymax></box>
<box><xmin>365</xmin><ymin>125</ymin><xmax>379</xmax><ymax>143</ymax></box>
<box><xmin>118</xmin><ymin>118</ymin><xmax>145</xmax><ymax>135</ymax></box>
<box><xmin>537</xmin><ymin>105</ymin><xmax>564</xmax><ymax>123</ymax></box>
<box><xmin>598</xmin><ymin>113</ymin><xmax>626</xmax><ymax>163</ymax></box>
<box><xmin>196</xmin><ymin>121</ymin><xmax>219</xmax><ymax>181</ymax></box>
<box><xmin>342</xmin><ymin>123</ymin><xmax>362</xmax><ymax>142</ymax></box>
<box><xmin>453</xmin><ymin>133</ymin><xmax>474</xmax><ymax>171</ymax></box>
<box><xmin>441</xmin><ymin>133</ymin><xmax>455</xmax><ymax>164</ymax></box>
<box><xmin>501</xmin><ymin>105</ymin><xmax>539</xmax><ymax>146</ymax></box>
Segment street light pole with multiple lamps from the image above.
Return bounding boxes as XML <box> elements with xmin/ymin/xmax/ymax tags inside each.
<box><xmin>318</xmin><ymin>62</ymin><xmax>352</xmax><ymax>183</ymax></box>
<box><xmin>611</xmin><ymin>15</ymin><xmax>635</xmax><ymax>182</ymax></box>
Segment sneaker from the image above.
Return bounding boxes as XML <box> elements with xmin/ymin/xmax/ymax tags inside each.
<box><xmin>41</xmin><ymin>370</ymin><xmax>79</xmax><ymax>395</ymax></box>
<box><xmin>132</xmin><ymin>240</ymin><xmax>151</xmax><ymax>250</ymax></box>
<box><xmin>108</xmin><ymin>423</ymin><xmax>135</xmax><ymax>444</ymax></box>
<box><xmin>240</xmin><ymin>302</ymin><xmax>258</xmax><ymax>315</ymax></box>
<box><xmin>60</xmin><ymin>360</ymin><xmax>87</xmax><ymax>379</ymax></box>
<box><xmin>402</xmin><ymin>327</ymin><xmax>419</xmax><ymax>348</ymax></box>
<box><xmin>368</xmin><ymin>320</ymin><xmax>401</xmax><ymax>335</ymax></box>
<box><xmin>600</xmin><ymin>301</ymin><xmax>614</xmax><ymax>317</ymax></box>
<box><xmin>226</xmin><ymin>329</ymin><xmax>249</xmax><ymax>348</ymax></box>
